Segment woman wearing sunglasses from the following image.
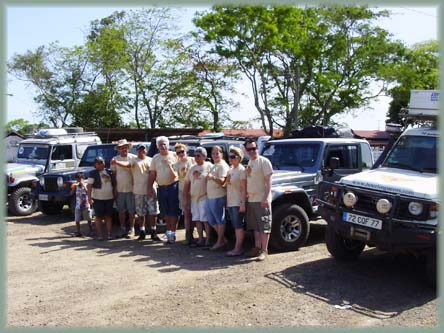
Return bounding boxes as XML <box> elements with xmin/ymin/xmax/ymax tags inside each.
<box><xmin>173</xmin><ymin>143</ymin><xmax>196</xmax><ymax>245</ymax></box>
<box><xmin>225</xmin><ymin>146</ymin><xmax>247</xmax><ymax>256</ymax></box>
<box><xmin>206</xmin><ymin>146</ymin><xmax>230</xmax><ymax>251</ymax></box>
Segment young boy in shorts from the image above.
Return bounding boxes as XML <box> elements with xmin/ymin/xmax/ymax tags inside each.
<box><xmin>70</xmin><ymin>172</ymin><xmax>93</xmax><ymax>237</ymax></box>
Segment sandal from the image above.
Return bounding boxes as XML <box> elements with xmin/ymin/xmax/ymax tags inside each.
<box><xmin>225</xmin><ymin>250</ymin><xmax>244</xmax><ymax>257</ymax></box>
<box><xmin>210</xmin><ymin>243</ymin><xmax>227</xmax><ymax>252</ymax></box>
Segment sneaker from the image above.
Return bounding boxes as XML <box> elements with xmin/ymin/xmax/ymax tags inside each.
<box><xmin>137</xmin><ymin>230</ymin><xmax>146</xmax><ymax>241</ymax></box>
<box><xmin>75</xmin><ymin>232</ymin><xmax>84</xmax><ymax>238</ymax></box>
<box><xmin>257</xmin><ymin>250</ymin><xmax>268</xmax><ymax>261</ymax></box>
<box><xmin>245</xmin><ymin>247</ymin><xmax>261</xmax><ymax>258</ymax></box>
<box><xmin>127</xmin><ymin>229</ymin><xmax>135</xmax><ymax>238</ymax></box>
<box><xmin>150</xmin><ymin>231</ymin><xmax>161</xmax><ymax>242</ymax></box>
<box><xmin>166</xmin><ymin>232</ymin><xmax>176</xmax><ymax>244</ymax></box>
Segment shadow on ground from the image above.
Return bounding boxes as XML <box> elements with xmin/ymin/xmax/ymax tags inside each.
<box><xmin>265</xmin><ymin>248</ymin><xmax>436</xmax><ymax>319</ymax></box>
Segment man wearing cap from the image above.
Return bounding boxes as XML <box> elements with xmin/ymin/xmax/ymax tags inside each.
<box><xmin>87</xmin><ymin>156</ymin><xmax>115</xmax><ymax>240</ymax></box>
<box><xmin>112</xmin><ymin>143</ymin><xmax>161</xmax><ymax>241</ymax></box>
<box><xmin>183</xmin><ymin>146</ymin><xmax>213</xmax><ymax>247</ymax></box>
<box><xmin>148</xmin><ymin>136</ymin><xmax>179</xmax><ymax>244</ymax></box>
<box><xmin>110</xmin><ymin>139</ymin><xmax>137</xmax><ymax>238</ymax></box>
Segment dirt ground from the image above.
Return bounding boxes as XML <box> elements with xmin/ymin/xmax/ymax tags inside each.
<box><xmin>6</xmin><ymin>210</ymin><xmax>438</xmax><ymax>329</ymax></box>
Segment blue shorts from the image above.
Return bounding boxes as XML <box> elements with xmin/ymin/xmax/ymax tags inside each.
<box><xmin>116</xmin><ymin>192</ymin><xmax>136</xmax><ymax>214</ymax></box>
<box><xmin>158</xmin><ymin>182</ymin><xmax>180</xmax><ymax>217</ymax></box>
<box><xmin>227</xmin><ymin>206</ymin><xmax>245</xmax><ymax>229</ymax></box>
<box><xmin>206</xmin><ymin>196</ymin><xmax>226</xmax><ymax>226</ymax></box>
<box><xmin>93</xmin><ymin>199</ymin><xmax>114</xmax><ymax>218</ymax></box>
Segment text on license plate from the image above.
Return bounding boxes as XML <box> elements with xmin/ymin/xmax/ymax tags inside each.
<box><xmin>39</xmin><ymin>194</ymin><xmax>48</xmax><ymax>201</ymax></box>
<box><xmin>342</xmin><ymin>212</ymin><xmax>382</xmax><ymax>230</ymax></box>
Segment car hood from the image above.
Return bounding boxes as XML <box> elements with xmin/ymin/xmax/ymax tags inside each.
<box><xmin>272</xmin><ymin>170</ymin><xmax>316</xmax><ymax>186</ymax></box>
<box><xmin>6</xmin><ymin>162</ymin><xmax>45</xmax><ymax>176</ymax></box>
<box><xmin>42</xmin><ymin>166</ymin><xmax>95</xmax><ymax>177</ymax></box>
<box><xmin>340</xmin><ymin>168</ymin><xmax>438</xmax><ymax>201</ymax></box>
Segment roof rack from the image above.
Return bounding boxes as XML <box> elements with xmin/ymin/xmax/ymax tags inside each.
<box><xmin>25</xmin><ymin>130</ymin><xmax>99</xmax><ymax>139</ymax></box>
<box><xmin>201</xmin><ymin>133</ymin><xmax>246</xmax><ymax>141</ymax></box>
<box><xmin>167</xmin><ymin>135</ymin><xmax>201</xmax><ymax>140</ymax></box>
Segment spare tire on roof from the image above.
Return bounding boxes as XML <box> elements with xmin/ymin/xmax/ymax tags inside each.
<box><xmin>64</xmin><ymin>127</ymin><xmax>83</xmax><ymax>133</ymax></box>
<box><xmin>290</xmin><ymin>125</ymin><xmax>339</xmax><ymax>138</ymax></box>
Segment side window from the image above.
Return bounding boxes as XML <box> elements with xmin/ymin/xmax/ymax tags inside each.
<box><xmin>325</xmin><ymin>145</ymin><xmax>358</xmax><ymax>169</ymax></box>
<box><xmin>76</xmin><ymin>144</ymin><xmax>90</xmax><ymax>159</ymax></box>
<box><xmin>360</xmin><ymin>143</ymin><xmax>374</xmax><ymax>169</ymax></box>
<box><xmin>51</xmin><ymin>145</ymin><xmax>73</xmax><ymax>161</ymax></box>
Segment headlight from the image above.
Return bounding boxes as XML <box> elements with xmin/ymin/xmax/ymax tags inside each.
<box><xmin>57</xmin><ymin>176</ymin><xmax>64</xmax><ymax>188</ymax></box>
<box><xmin>343</xmin><ymin>192</ymin><xmax>357</xmax><ymax>207</ymax></box>
<box><xmin>39</xmin><ymin>177</ymin><xmax>45</xmax><ymax>187</ymax></box>
<box><xmin>408</xmin><ymin>202</ymin><xmax>423</xmax><ymax>216</ymax></box>
<box><xmin>376</xmin><ymin>198</ymin><xmax>392</xmax><ymax>214</ymax></box>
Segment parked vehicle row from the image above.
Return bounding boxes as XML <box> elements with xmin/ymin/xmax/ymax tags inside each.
<box><xmin>8</xmin><ymin>89</ymin><xmax>438</xmax><ymax>287</ymax></box>
<box><xmin>6</xmin><ymin>128</ymin><xmax>101</xmax><ymax>216</ymax></box>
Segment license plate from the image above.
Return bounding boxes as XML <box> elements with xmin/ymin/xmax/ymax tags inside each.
<box><xmin>343</xmin><ymin>212</ymin><xmax>382</xmax><ymax>230</ymax></box>
<box><xmin>39</xmin><ymin>194</ymin><xmax>48</xmax><ymax>201</ymax></box>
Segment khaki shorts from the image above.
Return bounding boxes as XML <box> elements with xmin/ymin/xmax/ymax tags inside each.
<box><xmin>246</xmin><ymin>202</ymin><xmax>272</xmax><ymax>233</ymax></box>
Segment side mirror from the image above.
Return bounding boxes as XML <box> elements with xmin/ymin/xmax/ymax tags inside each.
<box><xmin>329</xmin><ymin>157</ymin><xmax>340</xmax><ymax>170</ymax></box>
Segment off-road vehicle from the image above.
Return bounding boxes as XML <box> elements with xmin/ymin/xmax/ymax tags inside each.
<box><xmin>318</xmin><ymin>90</ymin><xmax>438</xmax><ymax>286</ymax></box>
<box><xmin>6</xmin><ymin>128</ymin><xmax>101</xmax><ymax>216</ymax></box>
<box><xmin>32</xmin><ymin>142</ymin><xmax>149</xmax><ymax>215</ymax></box>
<box><xmin>262</xmin><ymin>130</ymin><xmax>374</xmax><ymax>252</ymax></box>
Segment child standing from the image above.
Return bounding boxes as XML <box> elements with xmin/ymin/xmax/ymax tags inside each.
<box><xmin>70</xmin><ymin>172</ymin><xmax>93</xmax><ymax>237</ymax></box>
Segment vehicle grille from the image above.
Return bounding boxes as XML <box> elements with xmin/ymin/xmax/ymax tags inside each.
<box><xmin>343</xmin><ymin>188</ymin><xmax>431</xmax><ymax>221</ymax></box>
<box><xmin>43</xmin><ymin>177</ymin><xmax>59</xmax><ymax>192</ymax></box>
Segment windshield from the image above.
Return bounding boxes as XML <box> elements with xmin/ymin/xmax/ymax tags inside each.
<box><xmin>17</xmin><ymin>144</ymin><xmax>50</xmax><ymax>161</ymax></box>
<box><xmin>383</xmin><ymin>135</ymin><xmax>437</xmax><ymax>173</ymax></box>
<box><xmin>262</xmin><ymin>143</ymin><xmax>321</xmax><ymax>171</ymax></box>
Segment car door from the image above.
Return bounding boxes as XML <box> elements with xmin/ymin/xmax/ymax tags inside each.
<box><xmin>322</xmin><ymin>143</ymin><xmax>361</xmax><ymax>183</ymax></box>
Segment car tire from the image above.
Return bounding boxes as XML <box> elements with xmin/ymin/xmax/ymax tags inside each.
<box><xmin>39</xmin><ymin>201</ymin><xmax>64</xmax><ymax>215</ymax></box>
<box><xmin>8</xmin><ymin>187</ymin><xmax>38</xmax><ymax>216</ymax></box>
<box><xmin>425</xmin><ymin>249</ymin><xmax>436</xmax><ymax>289</ymax></box>
<box><xmin>325</xmin><ymin>224</ymin><xmax>365</xmax><ymax>260</ymax></box>
<box><xmin>269</xmin><ymin>204</ymin><xmax>310</xmax><ymax>252</ymax></box>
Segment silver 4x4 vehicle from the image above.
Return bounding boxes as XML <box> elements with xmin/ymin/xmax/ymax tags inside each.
<box><xmin>318</xmin><ymin>90</ymin><xmax>438</xmax><ymax>286</ymax></box>
<box><xmin>262</xmin><ymin>132</ymin><xmax>374</xmax><ymax>252</ymax></box>
<box><xmin>6</xmin><ymin>128</ymin><xmax>101</xmax><ymax>216</ymax></box>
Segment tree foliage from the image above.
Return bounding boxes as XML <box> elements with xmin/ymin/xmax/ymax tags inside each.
<box><xmin>385</xmin><ymin>40</ymin><xmax>439</xmax><ymax>124</ymax></box>
<box><xmin>194</xmin><ymin>5</ymin><xmax>404</xmax><ymax>135</ymax></box>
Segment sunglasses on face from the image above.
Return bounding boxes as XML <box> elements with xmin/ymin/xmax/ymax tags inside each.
<box><xmin>194</xmin><ymin>154</ymin><xmax>202</xmax><ymax>158</ymax></box>
<box><xmin>229</xmin><ymin>154</ymin><xmax>239</xmax><ymax>159</ymax></box>
<box><xmin>176</xmin><ymin>150</ymin><xmax>185</xmax><ymax>155</ymax></box>
<box><xmin>246</xmin><ymin>147</ymin><xmax>257</xmax><ymax>152</ymax></box>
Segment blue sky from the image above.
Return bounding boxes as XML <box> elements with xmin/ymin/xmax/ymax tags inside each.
<box><xmin>5</xmin><ymin>5</ymin><xmax>438</xmax><ymax>130</ymax></box>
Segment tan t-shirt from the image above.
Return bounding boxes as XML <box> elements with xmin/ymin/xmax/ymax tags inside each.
<box><xmin>110</xmin><ymin>153</ymin><xmax>136</xmax><ymax>193</ymax></box>
<box><xmin>207</xmin><ymin>160</ymin><xmax>230</xmax><ymax>199</ymax></box>
<box><xmin>226</xmin><ymin>165</ymin><xmax>246</xmax><ymax>207</ymax></box>
<box><xmin>186</xmin><ymin>162</ymin><xmax>213</xmax><ymax>202</ymax></box>
<box><xmin>88</xmin><ymin>171</ymin><xmax>114</xmax><ymax>200</ymax></box>
<box><xmin>150</xmin><ymin>152</ymin><xmax>178</xmax><ymax>186</ymax></box>
<box><xmin>174</xmin><ymin>157</ymin><xmax>195</xmax><ymax>192</ymax></box>
<box><xmin>131</xmin><ymin>156</ymin><xmax>151</xmax><ymax>195</ymax></box>
<box><xmin>246</xmin><ymin>155</ymin><xmax>273</xmax><ymax>202</ymax></box>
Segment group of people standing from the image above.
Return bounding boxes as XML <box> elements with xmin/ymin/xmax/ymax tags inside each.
<box><xmin>72</xmin><ymin>136</ymin><xmax>273</xmax><ymax>261</ymax></box>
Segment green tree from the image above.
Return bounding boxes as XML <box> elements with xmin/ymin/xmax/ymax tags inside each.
<box><xmin>5</xmin><ymin>118</ymin><xmax>47</xmax><ymax>135</ymax></box>
<box><xmin>8</xmin><ymin>44</ymin><xmax>89</xmax><ymax>127</ymax></box>
<box><xmin>385</xmin><ymin>40</ymin><xmax>438</xmax><ymax>124</ymax></box>
<box><xmin>194</xmin><ymin>5</ymin><xmax>403</xmax><ymax>135</ymax></box>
